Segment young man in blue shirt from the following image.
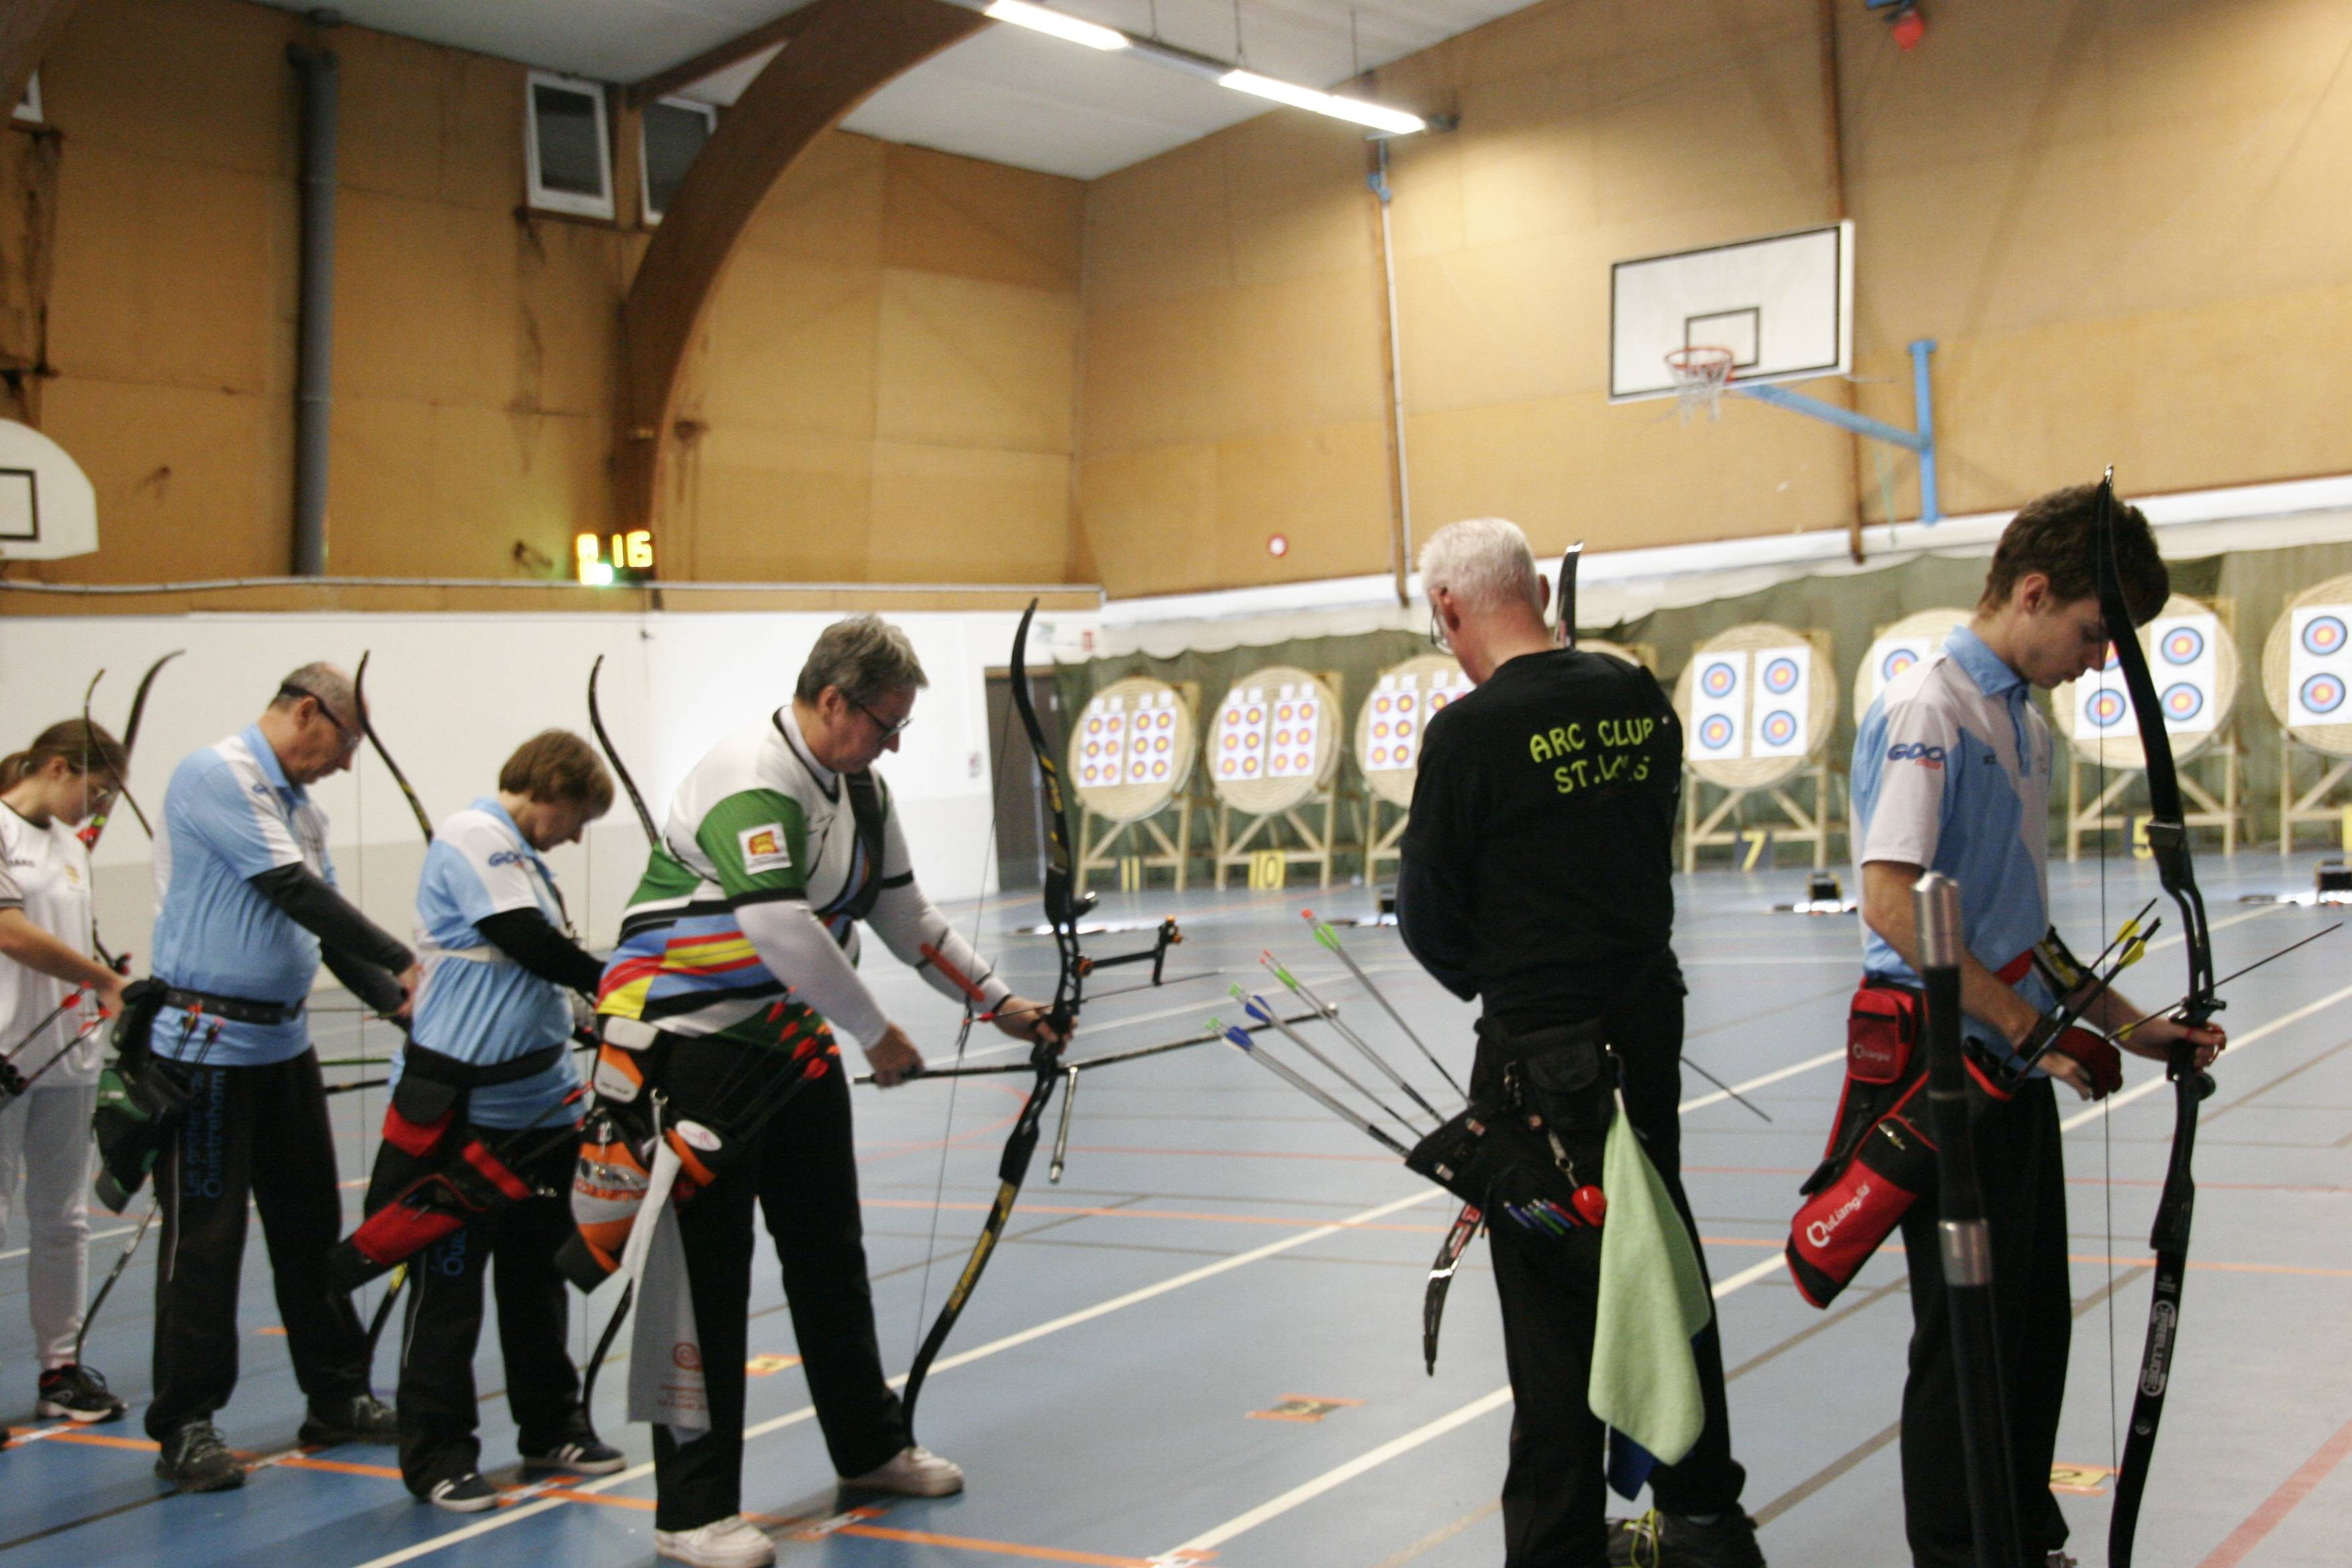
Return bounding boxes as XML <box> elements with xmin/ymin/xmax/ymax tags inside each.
<box><xmin>144</xmin><ymin>665</ymin><xmax>421</xmax><ymax>1491</ymax></box>
<box><xmin>1849</xmin><ymin>485</ymin><xmax>2224</xmax><ymax>1567</ymax></box>
<box><xmin>386</xmin><ymin>730</ymin><xmax>621</xmax><ymax>1511</ymax></box>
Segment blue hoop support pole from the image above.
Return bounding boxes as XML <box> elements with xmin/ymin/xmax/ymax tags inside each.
<box><xmin>1731</xmin><ymin>337</ymin><xmax>1941</xmax><ymax>524</ymax></box>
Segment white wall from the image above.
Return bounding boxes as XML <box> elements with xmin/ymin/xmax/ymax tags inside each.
<box><xmin>0</xmin><ymin>607</ymin><xmax>1071</xmax><ymax>966</ymax></box>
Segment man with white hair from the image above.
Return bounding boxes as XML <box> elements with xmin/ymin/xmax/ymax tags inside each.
<box><xmin>1399</xmin><ymin>519</ymin><xmax>1761</xmax><ymax>1568</ymax></box>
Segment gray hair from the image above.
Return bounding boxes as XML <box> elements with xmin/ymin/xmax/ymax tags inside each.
<box><xmin>1418</xmin><ymin>517</ymin><xmax>1544</xmax><ymax>616</ymax></box>
<box><xmin>795</xmin><ymin>615</ymin><xmax>929</xmax><ymax>707</ymax></box>
<box><xmin>271</xmin><ymin>662</ymin><xmax>357</xmax><ymax>724</ymax></box>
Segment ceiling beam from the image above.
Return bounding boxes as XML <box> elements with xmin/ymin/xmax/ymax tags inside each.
<box><xmin>625</xmin><ymin>3</ymin><xmax>822</xmax><ymax>109</ymax></box>
<box><xmin>1</xmin><ymin>0</ymin><xmax>81</xmax><ymax>128</ymax></box>
<box><xmin>614</xmin><ymin>0</ymin><xmax>989</xmax><ymax>547</ymax></box>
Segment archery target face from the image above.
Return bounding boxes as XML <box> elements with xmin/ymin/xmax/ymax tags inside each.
<box><xmin>1266</xmin><ymin>684</ymin><xmax>1322</xmax><ymax>779</ymax></box>
<box><xmin>1748</xmin><ymin>646</ymin><xmax>1812</xmax><ymax>758</ymax></box>
<box><xmin>1078</xmin><ymin>695</ymin><xmax>1129</xmax><ymax>789</ymax></box>
<box><xmin>1361</xmin><ymin>667</ymin><xmax>1469</xmax><ymax>781</ymax></box>
<box><xmin>1689</xmin><ymin>652</ymin><xmax>1747</xmax><ymax>761</ymax></box>
<box><xmin>2291</xmin><ymin>606</ymin><xmax>2352</xmax><ymax>728</ymax></box>
<box><xmin>1214</xmin><ymin>686</ymin><xmax>1272</xmax><ymax>780</ymax></box>
<box><xmin>1124</xmin><ymin>689</ymin><xmax>1177</xmax><ymax>783</ymax></box>
<box><xmin>2075</xmin><ymin>611</ymin><xmax>2220</xmax><ymax>740</ymax></box>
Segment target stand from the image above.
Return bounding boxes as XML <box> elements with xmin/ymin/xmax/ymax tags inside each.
<box><xmin>1353</xmin><ymin>654</ymin><xmax>1472</xmax><ymax>885</ymax></box>
<box><xmin>1675</xmin><ymin>624</ymin><xmax>1843</xmax><ymax>873</ymax></box>
<box><xmin>2057</xmin><ymin>594</ymin><xmax>2245</xmax><ymax>858</ymax></box>
<box><xmin>2265</xmin><ymin>574</ymin><xmax>2352</xmax><ymax>854</ymax></box>
<box><xmin>1206</xmin><ymin>667</ymin><xmax>1346</xmax><ymax>891</ymax></box>
<box><xmin>1069</xmin><ymin>677</ymin><xmax>1200</xmax><ymax>891</ymax></box>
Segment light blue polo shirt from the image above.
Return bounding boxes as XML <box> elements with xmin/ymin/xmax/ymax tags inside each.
<box><xmin>395</xmin><ymin>798</ymin><xmax>580</xmax><ymax>1129</ymax></box>
<box><xmin>1852</xmin><ymin>627</ymin><xmax>2058</xmax><ymax>1055</ymax></box>
<box><xmin>149</xmin><ymin>725</ymin><xmax>334</xmax><ymax>1066</ymax></box>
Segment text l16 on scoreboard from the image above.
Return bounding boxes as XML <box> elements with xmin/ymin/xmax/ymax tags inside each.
<box><xmin>576</xmin><ymin>530</ymin><xmax>656</xmax><ymax>585</ymax></box>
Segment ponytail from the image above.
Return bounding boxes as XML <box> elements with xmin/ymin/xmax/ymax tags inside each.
<box><xmin>1</xmin><ymin>719</ymin><xmax>128</xmax><ymax>791</ymax></box>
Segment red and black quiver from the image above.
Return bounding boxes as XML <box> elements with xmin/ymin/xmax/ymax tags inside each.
<box><xmin>328</xmin><ymin>1039</ymin><xmax>571</xmax><ymax>1289</ymax></box>
<box><xmin>1785</xmin><ymin>981</ymin><xmax>1941</xmax><ymax>1307</ymax></box>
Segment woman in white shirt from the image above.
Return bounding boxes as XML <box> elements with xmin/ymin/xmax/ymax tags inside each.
<box><xmin>0</xmin><ymin>719</ymin><xmax>133</xmax><ymax>1424</ymax></box>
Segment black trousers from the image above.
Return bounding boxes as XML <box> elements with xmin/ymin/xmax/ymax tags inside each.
<box><xmin>396</xmin><ymin>1135</ymin><xmax>585</xmax><ymax>1491</ymax></box>
<box><xmin>652</xmin><ymin>1040</ymin><xmax>908</xmax><ymax>1531</ymax></box>
<box><xmin>1487</xmin><ymin>981</ymin><xmax>1746</xmax><ymax>1568</ymax></box>
<box><xmin>1897</xmin><ymin>1075</ymin><xmax>2071</xmax><ymax>1567</ymax></box>
<box><xmin>147</xmin><ymin>1048</ymin><xmax>371</xmax><ymax>1439</ymax></box>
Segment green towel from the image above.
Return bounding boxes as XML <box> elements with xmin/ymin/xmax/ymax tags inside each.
<box><xmin>1589</xmin><ymin>1093</ymin><xmax>1713</xmax><ymax>1467</ymax></box>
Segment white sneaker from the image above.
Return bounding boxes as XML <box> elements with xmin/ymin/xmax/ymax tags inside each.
<box><xmin>839</xmin><ymin>1444</ymin><xmax>964</xmax><ymax>1496</ymax></box>
<box><xmin>654</xmin><ymin>1515</ymin><xmax>776</xmax><ymax>1568</ymax></box>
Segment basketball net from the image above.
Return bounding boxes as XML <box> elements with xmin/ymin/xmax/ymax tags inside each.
<box><xmin>1665</xmin><ymin>345</ymin><xmax>1736</xmax><ymax>424</ymax></box>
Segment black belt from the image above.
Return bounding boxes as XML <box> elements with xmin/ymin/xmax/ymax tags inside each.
<box><xmin>160</xmin><ymin>986</ymin><xmax>305</xmax><ymax>1026</ymax></box>
<box><xmin>398</xmin><ymin>1040</ymin><xmax>567</xmax><ymax>1089</ymax></box>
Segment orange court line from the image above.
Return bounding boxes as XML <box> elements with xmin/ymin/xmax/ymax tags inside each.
<box><xmin>10</xmin><ymin>1426</ymin><xmax>158</xmax><ymax>1451</ymax></box>
<box><xmin>835</xmin><ymin>1522</ymin><xmax>1157</xmax><ymax>1567</ymax></box>
<box><xmin>278</xmin><ymin>1455</ymin><xmax>403</xmax><ymax>1479</ymax></box>
<box><xmin>2196</xmin><ymin>1410</ymin><xmax>2352</xmax><ymax>1567</ymax></box>
<box><xmin>864</xmin><ymin>1197</ymin><xmax>1442</xmax><ymax>1234</ymax></box>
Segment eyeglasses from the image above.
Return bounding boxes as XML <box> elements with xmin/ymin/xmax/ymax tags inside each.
<box><xmin>279</xmin><ymin>684</ymin><xmax>362</xmax><ymax>754</ymax></box>
<box><xmin>849</xmin><ymin>695</ymin><xmax>912</xmax><ymax>740</ymax></box>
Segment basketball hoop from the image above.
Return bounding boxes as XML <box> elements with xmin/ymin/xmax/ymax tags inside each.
<box><xmin>1665</xmin><ymin>345</ymin><xmax>1737</xmax><ymax>423</ymax></box>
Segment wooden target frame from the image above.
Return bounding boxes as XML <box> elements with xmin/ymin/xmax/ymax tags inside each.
<box><xmin>1355</xmin><ymin>654</ymin><xmax>1469</xmax><ymax>885</ymax></box>
<box><xmin>2056</xmin><ymin>593</ymin><xmax>2247</xmax><ymax>858</ymax></box>
<box><xmin>1206</xmin><ymin>667</ymin><xmax>1345</xmax><ymax>890</ymax></box>
<box><xmin>1069</xmin><ymin>676</ymin><xmax>1200</xmax><ymax>891</ymax></box>
<box><xmin>2263</xmin><ymin>572</ymin><xmax>2352</xmax><ymax>854</ymax></box>
<box><xmin>1673</xmin><ymin>624</ymin><xmax>1843</xmax><ymax>871</ymax></box>
<box><xmin>1853</xmin><ymin>608</ymin><xmax>1969</xmax><ymax>723</ymax></box>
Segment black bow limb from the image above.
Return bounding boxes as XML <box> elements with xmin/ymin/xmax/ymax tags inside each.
<box><xmin>2096</xmin><ymin>469</ymin><xmax>2221</xmax><ymax>1568</ymax></box>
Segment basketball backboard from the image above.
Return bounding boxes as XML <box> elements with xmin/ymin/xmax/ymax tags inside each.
<box><xmin>0</xmin><ymin>419</ymin><xmax>99</xmax><ymax>560</ymax></box>
<box><xmin>1610</xmin><ymin>222</ymin><xmax>1853</xmax><ymax>402</ymax></box>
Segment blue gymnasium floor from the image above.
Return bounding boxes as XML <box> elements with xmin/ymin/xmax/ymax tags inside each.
<box><xmin>2</xmin><ymin>856</ymin><xmax>2347</xmax><ymax>1568</ymax></box>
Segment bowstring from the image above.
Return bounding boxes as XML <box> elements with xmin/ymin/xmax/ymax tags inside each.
<box><xmin>908</xmin><ymin>669</ymin><xmax>1020</xmax><ymax>1359</ymax></box>
<box><xmin>2096</xmin><ymin>501</ymin><xmax>2120</xmax><ymax>1475</ymax></box>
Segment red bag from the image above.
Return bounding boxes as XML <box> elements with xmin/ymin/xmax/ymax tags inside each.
<box><xmin>1785</xmin><ymin>1112</ymin><xmax>1937</xmax><ymax>1308</ymax></box>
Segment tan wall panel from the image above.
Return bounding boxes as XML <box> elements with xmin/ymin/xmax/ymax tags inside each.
<box><xmin>873</xmin><ymin>270</ymin><xmax>1075</xmax><ymax>453</ymax></box>
<box><xmin>867</xmin><ymin>442</ymin><xmax>1071</xmax><ymax>581</ymax></box>
<box><xmin>39</xmin><ymin>375</ymin><xmax>291</xmax><ymax>578</ymax></box>
<box><xmin>336</xmin><ymin>26</ymin><xmax>522</xmax><ymax>213</ymax></box>
<box><xmin>42</xmin><ymin>0</ymin><xmax>293</xmax><ymax>177</ymax></box>
<box><xmin>1075</xmin><ymin>444</ymin><xmax>1218</xmax><ymax>593</ymax></box>
<box><xmin>881</xmin><ymin>142</ymin><xmax>1081</xmax><ymax>292</ymax></box>
<box><xmin>691</xmin><ymin>251</ymin><xmax>881</xmax><ymax>442</ymax></box>
<box><xmin>732</xmin><ymin>131</ymin><xmax>889</xmax><ymax>271</ymax></box>
<box><xmin>1408</xmin><ymin>395</ymin><xmax>1855</xmax><ymax>557</ymax></box>
<box><xmin>678</xmin><ymin>424</ymin><xmax>876</xmax><ymax>583</ymax></box>
<box><xmin>45</xmin><ymin>139</ymin><xmax>287</xmax><ymax>393</ymax></box>
<box><xmin>1212</xmin><ymin>422</ymin><xmax>1393</xmax><ymax>587</ymax></box>
<box><xmin>1080</xmin><ymin>137</ymin><xmax>1233</xmax><ymax>315</ymax></box>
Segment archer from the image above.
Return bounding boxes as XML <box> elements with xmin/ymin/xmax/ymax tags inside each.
<box><xmin>1822</xmin><ymin>483</ymin><xmax>2224</xmax><ymax>1567</ymax></box>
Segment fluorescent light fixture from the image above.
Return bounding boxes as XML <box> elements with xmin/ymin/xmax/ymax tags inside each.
<box><xmin>1218</xmin><ymin>68</ymin><xmax>1426</xmax><ymax>136</ymax></box>
<box><xmin>985</xmin><ymin>0</ymin><xmax>1128</xmax><ymax>51</ymax></box>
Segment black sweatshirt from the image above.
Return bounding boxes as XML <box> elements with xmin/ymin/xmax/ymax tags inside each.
<box><xmin>1397</xmin><ymin>648</ymin><xmax>1684</xmax><ymax>1026</ymax></box>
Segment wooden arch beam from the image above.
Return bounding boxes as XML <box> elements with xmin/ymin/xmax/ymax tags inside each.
<box><xmin>1</xmin><ymin>0</ymin><xmax>81</xmax><ymax>127</ymax></box>
<box><xmin>615</xmin><ymin>0</ymin><xmax>987</xmax><ymax>540</ymax></box>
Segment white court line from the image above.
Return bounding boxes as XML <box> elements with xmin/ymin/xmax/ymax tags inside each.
<box><xmin>1680</xmin><ymin>1049</ymin><xmax>1845</xmax><ymax>1114</ymax></box>
<box><xmin>349</xmin><ymin>1185</ymin><xmax>1444</xmax><ymax>1568</ymax></box>
<box><xmin>1160</xmin><ymin>1252</ymin><xmax>1787</xmax><ymax>1559</ymax></box>
<box><xmin>2059</xmin><ymin>977</ymin><xmax>2352</xmax><ymax>1133</ymax></box>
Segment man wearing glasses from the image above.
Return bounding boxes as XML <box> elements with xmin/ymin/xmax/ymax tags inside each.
<box><xmin>144</xmin><ymin>663</ymin><xmax>422</xmax><ymax>1491</ymax></box>
<box><xmin>591</xmin><ymin>616</ymin><xmax>1059</xmax><ymax>1568</ymax></box>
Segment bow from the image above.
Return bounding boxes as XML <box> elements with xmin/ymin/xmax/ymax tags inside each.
<box><xmin>348</xmin><ymin>652</ymin><xmax>439</xmax><ymax>1361</ymax></box>
<box><xmin>2094</xmin><ymin>469</ymin><xmax>2220</xmax><ymax>1568</ymax></box>
<box><xmin>899</xmin><ymin>600</ymin><xmax>1090</xmax><ymax>1428</ymax></box>
<box><xmin>79</xmin><ymin>650</ymin><xmax>181</xmax><ymax>851</ymax></box>
<box><xmin>1555</xmin><ymin>541</ymin><xmax>1583</xmax><ymax>648</ymax></box>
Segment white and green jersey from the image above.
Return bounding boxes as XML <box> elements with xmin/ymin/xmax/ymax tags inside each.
<box><xmin>595</xmin><ymin>705</ymin><xmax>1004</xmax><ymax>1048</ymax></box>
